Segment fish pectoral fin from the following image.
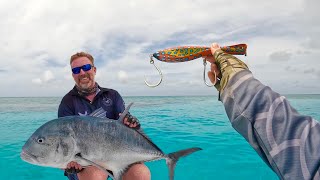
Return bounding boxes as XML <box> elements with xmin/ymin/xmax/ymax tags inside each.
<box><xmin>112</xmin><ymin>170</ymin><xmax>126</xmax><ymax>180</ymax></box>
<box><xmin>74</xmin><ymin>154</ymin><xmax>113</xmax><ymax>178</ymax></box>
<box><xmin>112</xmin><ymin>164</ymin><xmax>137</xmax><ymax>180</ymax></box>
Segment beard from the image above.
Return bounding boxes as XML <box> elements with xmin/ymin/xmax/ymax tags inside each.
<box><xmin>76</xmin><ymin>74</ymin><xmax>97</xmax><ymax>96</ymax></box>
<box><xmin>77</xmin><ymin>74</ymin><xmax>93</xmax><ymax>88</ymax></box>
<box><xmin>78</xmin><ymin>81</ymin><xmax>93</xmax><ymax>89</ymax></box>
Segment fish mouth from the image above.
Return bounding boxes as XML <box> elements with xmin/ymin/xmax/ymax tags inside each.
<box><xmin>20</xmin><ymin>150</ymin><xmax>38</xmax><ymax>163</ymax></box>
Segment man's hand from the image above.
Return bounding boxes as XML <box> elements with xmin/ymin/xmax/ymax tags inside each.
<box><xmin>65</xmin><ymin>161</ymin><xmax>83</xmax><ymax>174</ymax></box>
<box><xmin>121</xmin><ymin>113</ymin><xmax>141</xmax><ymax>129</ymax></box>
<box><xmin>204</xmin><ymin>43</ymin><xmax>221</xmax><ymax>85</ymax></box>
<box><xmin>205</xmin><ymin>42</ymin><xmax>248</xmax><ymax>92</ymax></box>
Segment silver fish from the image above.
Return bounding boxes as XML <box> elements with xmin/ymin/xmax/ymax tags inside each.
<box><xmin>21</xmin><ymin>103</ymin><xmax>202</xmax><ymax>180</ymax></box>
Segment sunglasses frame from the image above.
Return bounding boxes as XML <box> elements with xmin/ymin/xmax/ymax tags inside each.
<box><xmin>72</xmin><ymin>64</ymin><xmax>93</xmax><ymax>74</ymax></box>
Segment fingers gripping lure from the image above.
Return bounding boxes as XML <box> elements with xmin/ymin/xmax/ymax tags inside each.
<box><xmin>144</xmin><ymin>44</ymin><xmax>247</xmax><ymax>87</ymax></box>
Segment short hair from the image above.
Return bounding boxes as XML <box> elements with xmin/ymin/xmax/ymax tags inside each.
<box><xmin>70</xmin><ymin>52</ymin><xmax>94</xmax><ymax>65</ymax></box>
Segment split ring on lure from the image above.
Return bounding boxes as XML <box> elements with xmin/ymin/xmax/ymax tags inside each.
<box><xmin>144</xmin><ymin>44</ymin><xmax>247</xmax><ymax>87</ymax></box>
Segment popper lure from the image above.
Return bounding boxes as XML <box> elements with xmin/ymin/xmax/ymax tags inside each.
<box><xmin>144</xmin><ymin>44</ymin><xmax>247</xmax><ymax>87</ymax></box>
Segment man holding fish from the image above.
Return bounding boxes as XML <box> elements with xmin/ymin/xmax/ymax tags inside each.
<box><xmin>20</xmin><ymin>50</ymin><xmax>201</xmax><ymax>180</ymax></box>
<box><xmin>58</xmin><ymin>52</ymin><xmax>151</xmax><ymax>180</ymax></box>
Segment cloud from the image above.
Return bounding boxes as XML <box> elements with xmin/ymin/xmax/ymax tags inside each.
<box><xmin>303</xmin><ymin>68</ymin><xmax>315</xmax><ymax>74</ymax></box>
<box><xmin>0</xmin><ymin>0</ymin><xmax>319</xmax><ymax>96</ymax></box>
<box><xmin>43</xmin><ymin>70</ymin><xmax>54</xmax><ymax>82</ymax></box>
<box><xmin>296</xmin><ymin>0</ymin><xmax>320</xmax><ymax>49</ymax></box>
<box><xmin>117</xmin><ymin>70</ymin><xmax>129</xmax><ymax>84</ymax></box>
<box><xmin>285</xmin><ymin>66</ymin><xmax>320</xmax><ymax>79</ymax></box>
<box><xmin>32</xmin><ymin>70</ymin><xmax>55</xmax><ymax>85</ymax></box>
<box><xmin>304</xmin><ymin>69</ymin><xmax>320</xmax><ymax>78</ymax></box>
<box><xmin>269</xmin><ymin>51</ymin><xmax>292</xmax><ymax>61</ymax></box>
<box><xmin>31</xmin><ymin>78</ymin><xmax>42</xmax><ymax>84</ymax></box>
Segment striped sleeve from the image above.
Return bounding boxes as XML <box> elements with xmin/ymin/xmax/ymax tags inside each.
<box><xmin>220</xmin><ymin>69</ymin><xmax>320</xmax><ymax>179</ymax></box>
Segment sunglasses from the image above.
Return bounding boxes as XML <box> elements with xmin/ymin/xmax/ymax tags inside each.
<box><xmin>72</xmin><ymin>64</ymin><xmax>93</xmax><ymax>74</ymax></box>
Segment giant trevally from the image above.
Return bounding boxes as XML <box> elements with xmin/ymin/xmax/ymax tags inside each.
<box><xmin>21</xmin><ymin>103</ymin><xmax>202</xmax><ymax>180</ymax></box>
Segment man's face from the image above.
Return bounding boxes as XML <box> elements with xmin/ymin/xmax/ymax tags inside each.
<box><xmin>71</xmin><ymin>57</ymin><xmax>96</xmax><ymax>89</ymax></box>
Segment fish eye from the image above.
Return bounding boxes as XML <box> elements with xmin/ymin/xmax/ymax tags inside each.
<box><xmin>37</xmin><ymin>138</ymin><xmax>45</xmax><ymax>144</ymax></box>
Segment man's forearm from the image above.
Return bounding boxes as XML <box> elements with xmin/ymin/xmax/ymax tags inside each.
<box><xmin>220</xmin><ymin>69</ymin><xmax>320</xmax><ymax>179</ymax></box>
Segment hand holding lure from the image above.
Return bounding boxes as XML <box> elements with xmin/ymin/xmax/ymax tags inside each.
<box><xmin>144</xmin><ymin>44</ymin><xmax>247</xmax><ymax>87</ymax></box>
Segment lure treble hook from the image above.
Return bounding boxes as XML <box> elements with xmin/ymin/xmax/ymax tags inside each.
<box><xmin>203</xmin><ymin>59</ymin><xmax>214</xmax><ymax>87</ymax></box>
<box><xmin>203</xmin><ymin>58</ymin><xmax>220</xmax><ymax>87</ymax></box>
<box><xmin>144</xmin><ymin>55</ymin><xmax>163</xmax><ymax>87</ymax></box>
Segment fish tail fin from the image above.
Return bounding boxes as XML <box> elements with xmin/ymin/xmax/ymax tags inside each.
<box><xmin>166</xmin><ymin>147</ymin><xmax>202</xmax><ymax>180</ymax></box>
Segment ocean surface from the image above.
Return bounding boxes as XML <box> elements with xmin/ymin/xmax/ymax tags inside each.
<box><xmin>0</xmin><ymin>95</ymin><xmax>320</xmax><ymax>180</ymax></box>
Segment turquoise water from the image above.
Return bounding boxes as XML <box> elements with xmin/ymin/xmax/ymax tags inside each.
<box><xmin>1</xmin><ymin>95</ymin><xmax>320</xmax><ymax>180</ymax></box>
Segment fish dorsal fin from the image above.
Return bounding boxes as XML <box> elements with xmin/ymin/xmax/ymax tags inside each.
<box><xmin>135</xmin><ymin>128</ymin><xmax>163</xmax><ymax>153</ymax></box>
<box><xmin>118</xmin><ymin>102</ymin><xmax>133</xmax><ymax>123</ymax></box>
<box><xmin>89</xmin><ymin>107</ymin><xmax>106</xmax><ymax>118</ymax></box>
<box><xmin>118</xmin><ymin>102</ymin><xmax>163</xmax><ymax>153</ymax></box>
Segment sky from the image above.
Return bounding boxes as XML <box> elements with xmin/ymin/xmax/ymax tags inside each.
<box><xmin>0</xmin><ymin>0</ymin><xmax>319</xmax><ymax>97</ymax></box>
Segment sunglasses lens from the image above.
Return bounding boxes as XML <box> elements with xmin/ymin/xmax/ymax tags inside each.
<box><xmin>72</xmin><ymin>67</ymin><xmax>81</xmax><ymax>74</ymax></box>
<box><xmin>72</xmin><ymin>64</ymin><xmax>92</xmax><ymax>74</ymax></box>
<box><xmin>82</xmin><ymin>64</ymin><xmax>92</xmax><ymax>71</ymax></box>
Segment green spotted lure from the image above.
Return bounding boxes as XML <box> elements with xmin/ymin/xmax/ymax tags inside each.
<box><xmin>145</xmin><ymin>44</ymin><xmax>247</xmax><ymax>87</ymax></box>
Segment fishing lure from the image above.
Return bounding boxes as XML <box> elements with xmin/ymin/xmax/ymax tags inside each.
<box><xmin>145</xmin><ymin>44</ymin><xmax>247</xmax><ymax>87</ymax></box>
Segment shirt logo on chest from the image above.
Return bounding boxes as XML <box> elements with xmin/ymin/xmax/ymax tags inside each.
<box><xmin>103</xmin><ymin>98</ymin><xmax>113</xmax><ymax>106</ymax></box>
<box><xmin>78</xmin><ymin>111</ymin><xmax>88</xmax><ymax>116</ymax></box>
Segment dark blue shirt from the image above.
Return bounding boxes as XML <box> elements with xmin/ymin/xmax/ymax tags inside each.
<box><xmin>58</xmin><ymin>85</ymin><xmax>125</xmax><ymax>120</ymax></box>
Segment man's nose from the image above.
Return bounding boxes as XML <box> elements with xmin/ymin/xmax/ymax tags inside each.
<box><xmin>78</xmin><ymin>69</ymin><xmax>86</xmax><ymax>75</ymax></box>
